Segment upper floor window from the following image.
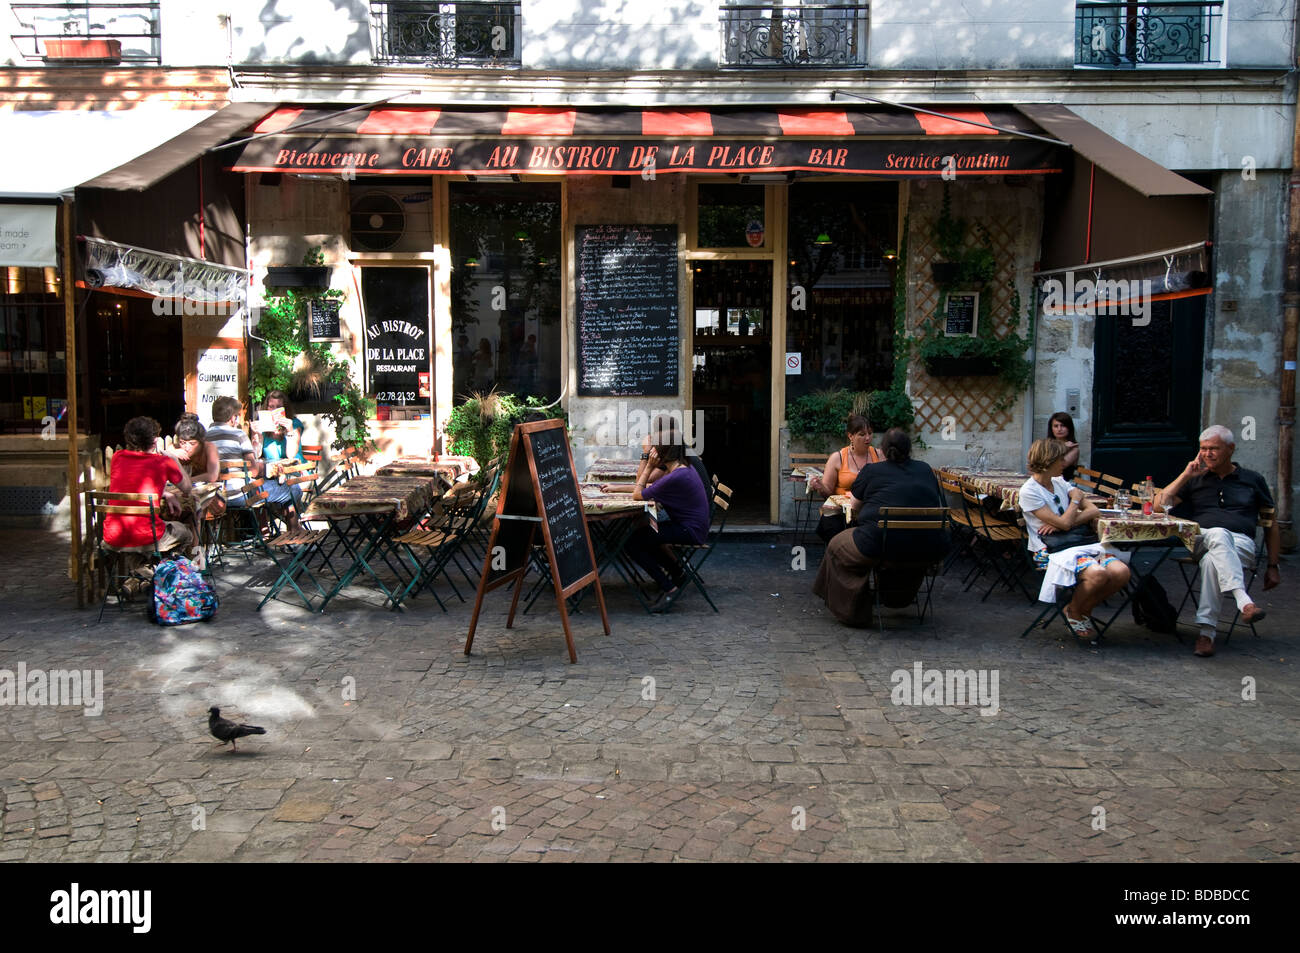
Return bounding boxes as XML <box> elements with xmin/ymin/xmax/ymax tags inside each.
<box><xmin>370</xmin><ymin>1</ymin><xmax>521</xmax><ymax>67</ymax></box>
<box><xmin>720</xmin><ymin>3</ymin><xmax>869</xmax><ymax>68</ymax></box>
<box><xmin>8</xmin><ymin>2</ymin><xmax>161</xmax><ymax>65</ymax></box>
<box><xmin>1075</xmin><ymin>2</ymin><xmax>1224</xmax><ymax>68</ymax></box>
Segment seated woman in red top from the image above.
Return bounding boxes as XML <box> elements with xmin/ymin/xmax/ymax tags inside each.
<box><xmin>104</xmin><ymin>416</ymin><xmax>195</xmax><ymax>555</ymax></box>
<box><xmin>626</xmin><ymin>415</ymin><xmax>711</xmax><ymax>612</ymax></box>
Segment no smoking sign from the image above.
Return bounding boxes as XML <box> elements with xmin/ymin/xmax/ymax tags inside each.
<box><xmin>785</xmin><ymin>352</ymin><xmax>802</xmax><ymax>375</ymax></box>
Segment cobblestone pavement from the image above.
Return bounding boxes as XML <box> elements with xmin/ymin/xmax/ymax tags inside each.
<box><xmin>1</xmin><ymin>528</ymin><xmax>1296</xmax><ymax>862</ymax></box>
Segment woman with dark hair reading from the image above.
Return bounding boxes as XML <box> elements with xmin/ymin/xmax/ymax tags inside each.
<box><xmin>813</xmin><ymin>428</ymin><xmax>948</xmax><ymax>627</ymax></box>
<box><xmin>626</xmin><ymin>415</ymin><xmax>711</xmax><ymax>612</ymax></box>
<box><xmin>1048</xmin><ymin>411</ymin><xmax>1080</xmax><ymax>484</ymax></box>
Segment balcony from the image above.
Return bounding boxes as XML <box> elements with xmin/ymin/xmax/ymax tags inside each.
<box><xmin>370</xmin><ymin>1</ymin><xmax>521</xmax><ymax>68</ymax></box>
<box><xmin>1075</xmin><ymin>2</ymin><xmax>1223</xmax><ymax>68</ymax></box>
<box><xmin>720</xmin><ymin>4</ymin><xmax>868</xmax><ymax>69</ymax></box>
<box><xmin>9</xmin><ymin>2</ymin><xmax>160</xmax><ymax>64</ymax></box>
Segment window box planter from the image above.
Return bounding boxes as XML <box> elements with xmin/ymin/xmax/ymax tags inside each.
<box><xmin>265</xmin><ymin>266</ymin><xmax>330</xmax><ymax>289</ymax></box>
<box><xmin>923</xmin><ymin>355</ymin><xmax>1001</xmax><ymax>378</ymax></box>
<box><xmin>930</xmin><ymin>262</ymin><xmax>962</xmax><ymax>286</ymax></box>
<box><xmin>43</xmin><ymin>37</ymin><xmax>122</xmax><ymax>61</ymax></box>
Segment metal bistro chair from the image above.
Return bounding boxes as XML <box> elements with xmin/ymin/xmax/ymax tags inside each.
<box><xmin>937</xmin><ymin>473</ymin><xmax>979</xmax><ymax>574</ymax></box>
<box><xmin>961</xmin><ymin>484</ymin><xmax>1035</xmax><ymax>603</ymax></box>
<box><xmin>1175</xmin><ymin>506</ymin><xmax>1275</xmax><ymax>645</ymax></box>
<box><xmin>871</xmin><ymin>506</ymin><xmax>950</xmax><ymax>632</ymax></box>
<box><xmin>789</xmin><ymin>452</ymin><xmax>828</xmax><ymax>547</ymax></box>
<box><xmin>663</xmin><ymin>481</ymin><xmax>733</xmax><ymax>612</ymax></box>
<box><xmin>89</xmin><ymin>491</ymin><xmax>163</xmax><ymax>622</ymax></box>
<box><xmin>1075</xmin><ymin>468</ymin><xmax>1124</xmax><ymax>498</ymax></box>
<box><xmin>206</xmin><ymin>461</ymin><xmax>271</xmax><ymax>566</ymax></box>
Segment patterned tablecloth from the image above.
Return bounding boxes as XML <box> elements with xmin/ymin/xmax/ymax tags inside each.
<box><xmin>579</xmin><ymin>483</ymin><xmax>660</xmax><ymax>522</ymax></box>
<box><xmin>825</xmin><ymin>493</ymin><xmax>855</xmax><ymax>520</ymax></box>
<box><xmin>1097</xmin><ymin>513</ymin><xmax>1200</xmax><ymax>551</ymax></box>
<box><xmin>585</xmin><ymin>458</ymin><xmax>640</xmax><ymax>482</ymax></box>
<box><xmin>304</xmin><ymin>474</ymin><xmax>441</xmax><ymax>522</ymax></box>
<box><xmin>191</xmin><ymin>481</ymin><xmax>225</xmax><ymax>509</ymax></box>
<box><xmin>375</xmin><ymin>456</ymin><xmax>477</xmax><ymax>483</ymax></box>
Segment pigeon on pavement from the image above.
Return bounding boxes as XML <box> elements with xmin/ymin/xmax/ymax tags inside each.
<box><xmin>208</xmin><ymin>706</ymin><xmax>267</xmax><ymax>753</ymax></box>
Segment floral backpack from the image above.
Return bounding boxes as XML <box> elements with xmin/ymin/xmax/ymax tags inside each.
<box><xmin>149</xmin><ymin>554</ymin><xmax>218</xmax><ymax>625</ymax></box>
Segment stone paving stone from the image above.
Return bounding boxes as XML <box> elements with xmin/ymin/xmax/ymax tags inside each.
<box><xmin>2</xmin><ymin>531</ymin><xmax>1298</xmax><ymax>862</ymax></box>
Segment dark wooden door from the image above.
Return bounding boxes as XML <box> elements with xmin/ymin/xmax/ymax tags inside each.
<box><xmin>1089</xmin><ymin>296</ymin><xmax>1206</xmax><ymax>487</ymax></box>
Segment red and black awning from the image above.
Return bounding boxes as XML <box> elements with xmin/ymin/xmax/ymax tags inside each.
<box><xmin>229</xmin><ymin>105</ymin><xmax>1064</xmax><ymax>178</ymax></box>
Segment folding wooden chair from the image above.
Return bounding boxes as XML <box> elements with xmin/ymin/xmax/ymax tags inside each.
<box><xmin>789</xmin><ymin>452</ymin><xmax>828</xmax><ymax>547</ymax></box>
<box><xmin>390</xmin><ymin>477</ymin><xmax>491</xmax><ymax>611</ymax></box>
<box><xmin>937</xmin><ymin>473</ymin><xmax>978</xmax><ymax>573</ymax></box>
<box><xmin>257</xmin><ymin>525</ymin><xmax>336</xmax><ymax>612</ymax></box>
<box><xmin>961</xmin><ymin>485</ymin><xmax>1035</xmax><ymax>602</ymax></box>
<box><xmin>665</xmin><ymin>481</ymin><xmax>732</xmax><ymax>612</ymax></box>
<box><xmin>206</xmin><ymin>461</ymin><xmax>271</xmax><ymax>565</ymax></box>
<box><xmin>1175</xmin><ymin>506</ymin><xmax>1274</xmax><ymax>644</ymax></box>
<box><xmin>871</xmin><ymin>506</ymin><xmax>950</xmax><ymax>632</ymax></box>
<box><xmin>88</xmin><ymin>491</ymin><xmax>163</xmax><ymax>622</ymax></box>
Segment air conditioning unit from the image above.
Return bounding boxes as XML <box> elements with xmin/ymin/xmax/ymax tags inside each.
<box><xmin>348</xmin><ymin>186</ymin><xmax>434</xmax><ymax>252</ymax></box>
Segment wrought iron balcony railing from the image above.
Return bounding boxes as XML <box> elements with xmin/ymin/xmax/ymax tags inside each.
<box><xmin>720</xmin><ymin>4</ymin><xmax>869</xmax><ymax>68</ymax></box>
<box><xmin>1075</xmin><ymin>1</ymin><xmax>1223</xmax><ymax>67</ymax></box>
<box><xmin>370</xmin><ymin>1</ymin><xmax>521</xmax><ymax>67</ymax></box>
<box><xmin>9</xmin><ymin>2</ymin><xmax>161</xmax><ymax>64</ymax></box>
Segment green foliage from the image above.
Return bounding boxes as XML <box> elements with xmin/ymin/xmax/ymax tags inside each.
<box><xmin>920</xmin><ymin>190</ymin><xmax>1032</xmax><ymax>413</ymax></box>
<box><xmin>443</xmin><ymin>390</ymin><xmax>567</xmax><ymax>470</ymax></box>
<box><xmin>788</xmin><ymin>387</ymin><xmax>918</xmax><ymax>448</ymax></box>
<box><xmin>249</xmin><ymin>248</ymin><xmax>373</xmax><ymax>452</ymax></box>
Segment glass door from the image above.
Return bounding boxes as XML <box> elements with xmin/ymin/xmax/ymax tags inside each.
<box><xmin>692</xmin><ymin>260</ymin><xmax>772</xmax><ymax>516</ymax></box>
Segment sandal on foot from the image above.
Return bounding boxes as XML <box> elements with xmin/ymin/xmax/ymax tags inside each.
<box><xmin>1064</xmin><ymin>611</ymin><xmax>1097</xmax><ymax>643</ymax></box>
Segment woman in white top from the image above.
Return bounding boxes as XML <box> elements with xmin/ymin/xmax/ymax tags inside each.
<box><xmin>1020</xmin><ymin>438</ymin><xmax>1129</xmax><ymax>641</ymax></box>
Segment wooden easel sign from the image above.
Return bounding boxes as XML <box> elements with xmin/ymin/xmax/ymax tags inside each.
<box><xmin>464</xmin><ymin>418</ymin><xmax>609</xmax><ymax>663</ymax></box>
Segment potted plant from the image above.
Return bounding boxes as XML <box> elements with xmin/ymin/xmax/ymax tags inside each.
<box><xmin>443</xmin><ymin>389</ymin><xmax>567</xmax><ymax>471</ymax></box>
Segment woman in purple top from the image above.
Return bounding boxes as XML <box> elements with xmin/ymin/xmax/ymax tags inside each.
<box><xmin>627</xmin><ymin>416</ymin><xmax>711</xmax><ymax>611</ymax></box>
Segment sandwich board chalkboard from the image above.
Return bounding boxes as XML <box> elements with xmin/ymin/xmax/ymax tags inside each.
<box><xmin>464</xmin><ymin>418</ymin><xmax>608</xmax><ymax>663</ymax></box>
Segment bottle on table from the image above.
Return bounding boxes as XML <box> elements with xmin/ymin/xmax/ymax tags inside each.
<box><xmin>1142</xmin><ymin>475</ymin><xmax>1155</xmax><ymax>515</ymax></box>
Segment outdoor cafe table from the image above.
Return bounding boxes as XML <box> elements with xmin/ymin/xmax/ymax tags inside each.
<box><xmin>303</xmin><ymin>473</ymin><xmax>444</xmax><ymax>610</ymax></box>
<box><xmin>375</xmin><ymin>455</ymin><xmax>478</xmax><ymax>483</ymax></box>
<box><xmin>585</xmin><ymin>458</ymin><xmax>640</xmax><ymax>483</ymax></box>
<box><xmin>1049</xmin><ymin>511</ymin><xmax>1201</xmax><ymax>640</ymax></box>
<box><xmin>526</xmin><ymin>485</ymin><xmax>662</xmax><ymax>614</ymax></box>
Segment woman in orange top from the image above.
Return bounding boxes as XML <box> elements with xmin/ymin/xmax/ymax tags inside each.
<box><xmin>811</xmin><ymin>415</ymin><xmax>882</xmax><ymax>543</ymax></box>
<box><xmin>810</xmin><ymin>414</ymin><xmax>882</xmax><ymax>497</ymax></box>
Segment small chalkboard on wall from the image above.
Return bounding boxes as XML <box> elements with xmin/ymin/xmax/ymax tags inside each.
<box><xmin>943</xmin><ymin>292</ymin><xmax>978</xmax><ymax>337</ymax></box>
<box><xmin>309</xmin><ymin>299</ymin><xmax>342</xmax><ymax>342</ymax></box>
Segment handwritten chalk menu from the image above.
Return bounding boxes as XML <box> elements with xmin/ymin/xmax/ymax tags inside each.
<box><xmin>530</xmin><ymin>424</ymin><xmax>593</xmax><ymax>591</ymax></box>
<box><xmin>576</xmin><ymin>224</ymin><xmax>678</xmax><ymax>396</ymax></box>
<box><xmin>944</xmin><ymin>292</ymin><xmax>978</xmax><ymax>336</ymax></box>
<box><xmin>309</xmin><ymin>299</ymin><xmax>342</xmax><ymax>341</ymax></box>
<box><xmin>464</xmin><ymin>419</ymin><xmax>609</xmax><ymax>664</ymax></box>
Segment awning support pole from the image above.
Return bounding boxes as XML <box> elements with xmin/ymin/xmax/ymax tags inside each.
<box><xmin>1280</xmin><ymin>70</ymin><xmax>1300</xmax><ymax>550</ymax></box>
<box><xmin>63</xmin><ymin>199</ymin><xmax>83</xmax><ymax>604</ymax></box>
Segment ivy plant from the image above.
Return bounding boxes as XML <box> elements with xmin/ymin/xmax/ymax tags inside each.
<box><xmin>249</xmin><ymin>249</ymin><xmax>373</xmax><ymax>452</ymax></box>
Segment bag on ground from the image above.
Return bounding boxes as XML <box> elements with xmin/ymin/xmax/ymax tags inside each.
<box><xmin>1131</xmin><ymin>575</ymin><xmax>1178</xmax><ymax>634</ymax></box>
<box><xmin>149</xmin><ymin>554</ymin><xmax>218</xmax><ymax>625</ymax></box>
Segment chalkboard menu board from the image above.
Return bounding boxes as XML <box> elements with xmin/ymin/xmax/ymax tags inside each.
<box><xmin>944</xmin><ymin>292</ymin><xmax>978</xmax><ymax>337</ymax></box>
<box><xmin>575</xmin><ymin>224</ymin><xmax>678</xmax><ymax>396</ymax></box>
<box><xmin>309</xmin><ymin>299</ymin><xmax>342</xmax><ymax>341</ymax></box>
<box><xmin>529</xmin><ymin>424</ymin><xmax>593</xmax><ymax>591</ymax></box>
<box><xmin>464</xmin><ymin>419</ymin><xmax>609</xmax><ymax>664</ymax></box>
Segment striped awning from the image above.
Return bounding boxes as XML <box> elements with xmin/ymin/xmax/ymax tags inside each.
<box><xmin>229</xmin><ymin>105</ymin><xmax>1064</xmax><ymax>178</ymax></box>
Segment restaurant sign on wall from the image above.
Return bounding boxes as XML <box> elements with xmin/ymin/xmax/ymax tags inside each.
<box><xmin>233</xmin><ymin>138</ymin><xmax>1060</xmax><ymax>178</ymax></box>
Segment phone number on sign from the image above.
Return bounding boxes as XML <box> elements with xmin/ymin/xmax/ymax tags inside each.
<box><xmin>375</xmin><ymin>391</ymin><xmax>417</xmax><ymax>403</ymax></box>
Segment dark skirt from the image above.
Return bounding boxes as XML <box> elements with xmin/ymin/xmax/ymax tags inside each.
<box><xmin>812</xmin><ymin>529</ymin><xmax>880</xmax><ymax>627</ymax></box>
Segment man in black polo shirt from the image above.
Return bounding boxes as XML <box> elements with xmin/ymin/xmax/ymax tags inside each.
<box><xmin>1157</xmin><ymin>425</ymin><xmax>1280</xmax><ymax>657</ymax></box>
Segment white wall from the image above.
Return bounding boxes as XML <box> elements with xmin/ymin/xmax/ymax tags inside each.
<box><xmin>525</xmin><ymin>0</ymin><xmax>716</xmax><ymax>69</ymax></box>
<box><xmin>872</xmin><ymin>0</ymin><xmax>1075</xmax><ymax>69</ymax></box>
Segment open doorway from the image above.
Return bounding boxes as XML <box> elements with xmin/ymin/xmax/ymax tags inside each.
<box><xmin>691</xmin><ymin>260</ymin><xmax>771</xmax><ymax>522</ymax></box>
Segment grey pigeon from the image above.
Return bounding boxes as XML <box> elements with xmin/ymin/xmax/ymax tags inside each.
<box><xmin>208</xmin><ymin>706</ymin><xmax>267</xmax><ymax>753</ymax></box>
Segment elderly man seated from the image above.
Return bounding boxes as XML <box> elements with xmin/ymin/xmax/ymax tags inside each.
<box><xmin>1157</xmin><ymin>425</ymin><xmax>1280</xmax><ymax>658</ymax></box>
